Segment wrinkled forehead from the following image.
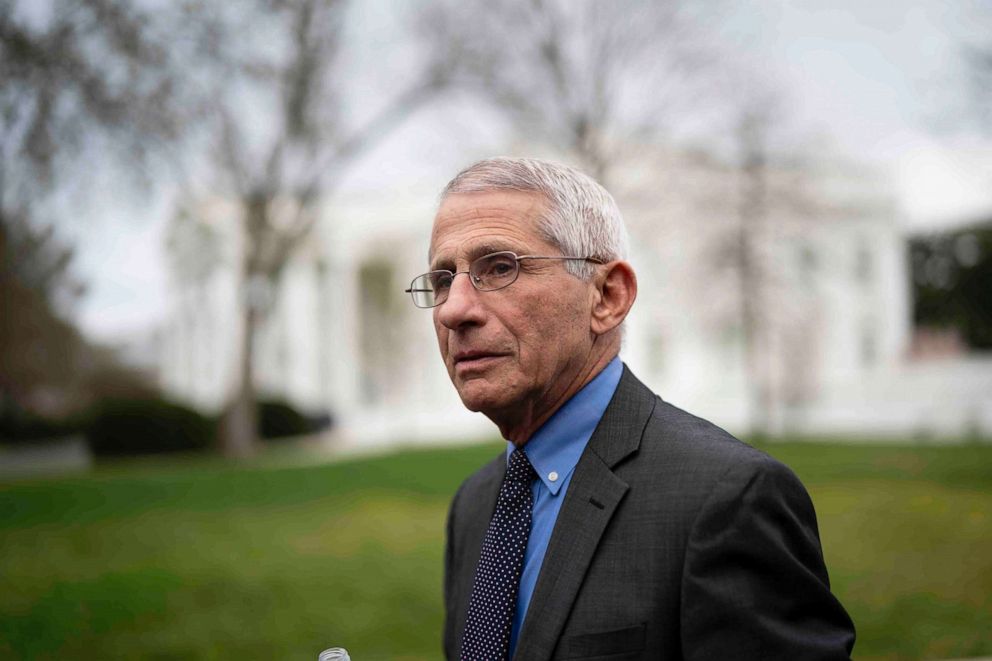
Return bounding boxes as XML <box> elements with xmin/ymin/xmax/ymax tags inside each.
<box><xmin>428</xmin><ymin>190</ymin><xmax>550</xmax><ymax>266</ymax></box>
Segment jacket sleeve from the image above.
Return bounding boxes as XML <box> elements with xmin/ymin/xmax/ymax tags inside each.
<box><xmin>680</xmin><ymin>455</ymin><xmax>856</xmax><ymax>660</ymax></box>
<box><xmin>443</xmin><ymin>481</ymin><xmax>464</xmax><ymax>661</ymax></box>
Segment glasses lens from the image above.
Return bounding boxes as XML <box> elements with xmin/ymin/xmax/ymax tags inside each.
<box><xmin>409</xmin><ymin>271</ymin><xmax>456</xmax><ymax>307</ymax></box>
<box><xmin>409</xmin><ymin>273</ymin><xmax>436</xmax><ymax>308</ymax></box>
<box><xmin>471</xmin><ymin>252</ymin><xmax>519</xmax><ymax>291</ymax></box>
<box><xmin>429</xmin><ymin>271</ymin><xmax>454</xmax><ymax>302</ymax></box>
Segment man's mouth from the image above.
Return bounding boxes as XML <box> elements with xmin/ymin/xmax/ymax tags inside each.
<box><xmin>453</xmin><ymin>351</ymin><xmax>508</xmax><ymax>369</ymax></box>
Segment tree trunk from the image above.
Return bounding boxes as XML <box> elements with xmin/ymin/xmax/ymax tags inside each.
<box><xmin>220</xmin><ymin>284</ymin><xmax>260</xmax><ymax>458</ymax></box>
<box><xmin>737</xmin><ymin>113</ymin><xmax>773</xmax><ymax>440</ymax></box>
<box><xmin>738</xmin><ymin>210</ymin><xmax>770</xmax><ymax>440</ymax></box>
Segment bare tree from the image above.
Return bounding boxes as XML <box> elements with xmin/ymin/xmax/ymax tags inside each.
<box><xmin>642</xmin><ymin>56</ymin><xmax>848</xmax><ymax>440</ymax></box>
<box><xmin>732</xmin><ymin>97</ymin><xmax>774</xmax><ymax>438</ymax></box>
<box><xmin>727</xmin><ymin>91</ymin><xmax>829</xmax><ymax>437</ymax></box>
<box><xmin>0</xmin><ymin>211</ymin><xmax>85</xmax><ymax>413</ymax></box>
<box><xmin>425</xmin><ymin>0</ymin><xmax>833</xmax><ymax>436</ymax></box>
<box><xmin>0</xmin><ymin>0</ymin><xmax>187</xmax><ymax>417</ymax></box>
<box><xmin>421</xmin><ymin>0</ymin><xmax>718</xmax><ymax>187</ymax></box>
<box><xmin>722</xmin><ymin>92</ymin><xmax>861</xmax><ymax>438</ymax></box>
<box><xmin>0</xmin><ymin>0</ymin><xmax>187</xmax><ymax>214</ymax></box>
<box><xmin>177</xmin><ymin>0</ymin><xmax>449</xmax><ymax>457</ymax></box>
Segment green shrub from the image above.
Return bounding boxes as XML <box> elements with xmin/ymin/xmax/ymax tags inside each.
<box><xmin>87</xmin><ymin>398</ymin><xmax>216</xmax><ymax>456</ymax></box>
<box><xmin>0</xmin><ymin>408</ymin><xmax>83</xmax><ymax>445</ymax></box>
<box><xmin>258</xmin><ymin>399</ymin><xmax>313</xmax><ymax>440</ymax></box>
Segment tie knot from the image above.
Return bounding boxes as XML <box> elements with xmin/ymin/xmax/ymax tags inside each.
<box><xmin>507</xmin><ymin>448</ymin><xmax>536</xmax><ymax>484</ymax></box>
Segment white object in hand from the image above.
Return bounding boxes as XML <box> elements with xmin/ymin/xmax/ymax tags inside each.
<box><xmin>318</xmin><ymin>648</ymin><xmax>350</xmax><ymax>661</ymax></box>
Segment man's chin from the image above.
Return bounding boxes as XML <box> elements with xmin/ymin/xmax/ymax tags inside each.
<box><xmin>455</xmin><ymin>383</ymin><xmax>507</xmax><ymax>415</ymax></box>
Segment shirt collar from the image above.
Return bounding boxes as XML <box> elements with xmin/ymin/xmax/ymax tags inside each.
<box><xmin>507</xmin><ymin>357</ymin><xmax>623</xmax><ymax>495</ymax></box>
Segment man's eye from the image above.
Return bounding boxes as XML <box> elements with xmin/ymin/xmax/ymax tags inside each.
<box><xmin>495</xmin><ymin>261</ymin><xmax>515</xmax><ymax>273</ymax></box>
<box><xmin>431</xmin><ymin>273</ymin><xmax>453</xmax><ymax>290</ymax></box>
<box><xmin>481</xmin><ymin>258</ymin><xmax>515</xmax><ymax>277</ymax></box>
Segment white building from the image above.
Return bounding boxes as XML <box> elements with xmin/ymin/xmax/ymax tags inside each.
<box><xmin>160</xmin><ymin>190</ymin><xmax>492</xmax><ymax>449</ymax></box>
<box><xmin>157</xmin><ymin>151</ymin><xmax>992</xmax><ymax>448</ymax></box>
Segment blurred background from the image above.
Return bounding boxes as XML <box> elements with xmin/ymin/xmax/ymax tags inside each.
<box><xmin>1</xmin><ymin>0</ymin><xmax>990</xmax><ymax>659</ymax></box>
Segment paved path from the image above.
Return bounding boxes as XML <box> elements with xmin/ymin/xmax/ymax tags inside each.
<box><xmin>0</xmin><ymin>436</ymin><xmax>92</xmax><ymax>479</ymax></box>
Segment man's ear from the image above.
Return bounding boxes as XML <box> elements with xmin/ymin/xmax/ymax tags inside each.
<box><xmin>590</xmin><ymin>261</ymin><xmax>637</xmax><ymax>336</ymax></box>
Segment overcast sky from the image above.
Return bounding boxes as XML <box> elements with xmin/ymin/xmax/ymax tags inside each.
<box><xmin>715</xmin><ymin>0</ymin><xmax>992</xmax><ymax>222</ymax></box>
<box><xmin>72</xmin><ymin>0</ymin><xmax>992</xmax><ymax>343</ymax></box>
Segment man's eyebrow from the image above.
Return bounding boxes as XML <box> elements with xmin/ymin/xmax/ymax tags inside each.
<box><xmin>470</xmin><ymin>243</ymin><xmax>515</xmax><ymax>259</ymax></box>
<box><xmin>430</xmin><ymin>243</ymin><xmax>519</xmax><ymax>270</ymax></box>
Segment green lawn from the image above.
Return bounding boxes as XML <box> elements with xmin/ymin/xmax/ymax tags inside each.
<box><xmin>1</xmin><ymin>441</ymin><xmax>990</xmax><ymax>660</ymax></box>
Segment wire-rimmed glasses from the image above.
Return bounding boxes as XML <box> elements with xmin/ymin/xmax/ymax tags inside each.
<box><xmin>405</xmin><ymin>250</ymin><xmax>604</xmax><ymax>308</ymax></box>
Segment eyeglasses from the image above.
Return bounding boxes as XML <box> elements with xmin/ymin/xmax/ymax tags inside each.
<box><xmin>406</xmin><ymin>251</ymin><xmax>604</xmax><ymax>308</ymax></box>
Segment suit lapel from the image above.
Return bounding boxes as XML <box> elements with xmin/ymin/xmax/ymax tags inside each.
<box><xmin>514</xmin><ymin>366</ymin><xmax>657</xmax><ymax>661</ymax></box>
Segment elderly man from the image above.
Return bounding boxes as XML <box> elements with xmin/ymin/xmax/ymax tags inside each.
<box><xmin>407</xmin><ymin>157</ymin><xmax>855</xmax><ymax>660</ymax></box>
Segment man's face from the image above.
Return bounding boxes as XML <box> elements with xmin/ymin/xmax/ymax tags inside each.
<box><xmin>429</xmin><ymin>191</ymin><xmax>595</xmax><ymax>425</ymax></box>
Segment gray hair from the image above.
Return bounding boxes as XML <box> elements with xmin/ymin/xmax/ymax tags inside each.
<box><xmin>440</xmin><ymin>157</ymin><xmax>628</xmax><ymax>278</ymax></box>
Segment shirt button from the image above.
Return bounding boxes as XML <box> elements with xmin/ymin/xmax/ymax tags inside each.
<box><xmin>548</xmin><ymin>471</ymin><xmax>559</xmax><ymax>482</ymax></box>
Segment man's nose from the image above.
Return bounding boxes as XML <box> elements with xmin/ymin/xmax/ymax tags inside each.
<box><xmin>436</xmin><ymin>272</ymin><xmax>485</xmax><ymax>329</ymax></box>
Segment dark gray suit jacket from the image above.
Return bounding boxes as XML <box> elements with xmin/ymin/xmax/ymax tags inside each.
<box><xmin>443</xmin><ymin>366</ymin><xmax>855</xmax><ymax>660</ymax></box>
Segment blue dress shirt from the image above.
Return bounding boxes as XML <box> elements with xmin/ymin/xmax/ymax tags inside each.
<box><xmin>507</xmin><ymin>357</ymin><xmax>623</xmax><ymax>657</ymax></box>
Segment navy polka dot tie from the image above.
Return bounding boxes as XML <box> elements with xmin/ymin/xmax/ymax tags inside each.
<box><xmin>460</xmin><ymin>448</ymin><xmax>537</xmax><ymax>660</ymax></box>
